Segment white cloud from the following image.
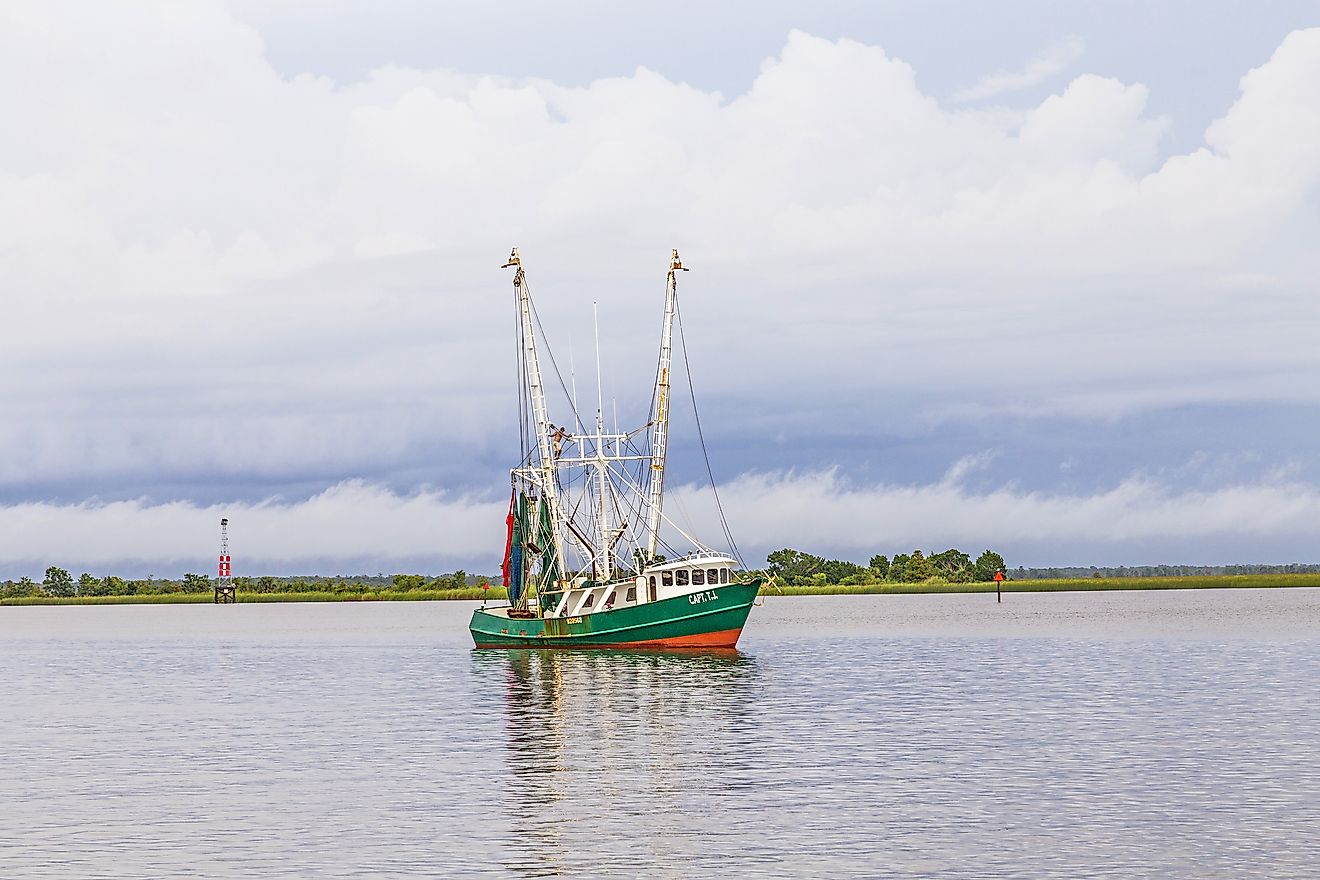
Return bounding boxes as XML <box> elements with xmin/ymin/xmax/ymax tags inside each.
<box><xmin>2</xmin><ymin>4</ymin><xmax>1320</xmax><ymax>566</ymax></box>
<box><xmin>683</xmin><ymin>468</ymin><xmax>1320</xmax><ymax>562</ymax></box>
<box><xmin>0</xmin><ymin>481</ymin><xmax>502</xmax><ymax>577</ymax></box>
<box><xmin>4</xmin><ymin>469</ymin><xmax>1320</xmax><ymax>577</ymax></box>
<box><xmin>954</xmin><ymin>37</ymin><xmax>1086</xmax><ymax>102</ymax></box>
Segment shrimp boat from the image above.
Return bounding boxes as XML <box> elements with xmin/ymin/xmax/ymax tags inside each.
<box><xmin>470</xmin><ymin>248</ymin><xmax>762</xmax><ymax>649</ymax></box>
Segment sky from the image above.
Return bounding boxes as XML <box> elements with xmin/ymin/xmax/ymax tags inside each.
<box><xmin>2</xmin><ymin>0</ymin><xmax>1319</xmax><ymax>577</ymax></box>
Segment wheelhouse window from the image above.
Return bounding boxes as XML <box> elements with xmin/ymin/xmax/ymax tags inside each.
<box><xmin>626</xmin><ymin>588</ymin><xmax>636</xmax><ymax>601</ymax></box>
<box><xmin>693</xmin><ymin>569</ymin><xmax>705</xmax><ymax>586</ymax></box>
<box><xmin>583</xmin><ymin>593</ymin><xmax>594</xmax><ymax>607</ymax></box>
<box><xmin>719</xmin><ymin>568</ymin><xmax>729</xmax><ymax>584</ymax></box>
<box><xmin>662</xmin><ymin>571</ymin><xmax>673</xmax><ymax>587</ymax></box>
<box><xmin>707</xmin><ymin>568</ymin><xmax>718</xmax><ymax>583</ymax></box>
<box><xmin>676</xmin><ymin>569</ymin><xmax>689</xmax><ymax>586</ymax></box>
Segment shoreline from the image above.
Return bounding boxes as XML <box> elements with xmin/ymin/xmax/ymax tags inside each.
<box><xmin>767</xmin><ymin>573</ymin><xmax>1320</xmax><ymax>596</ymax></box>
<box><xmin>4</xmin><ymin>574</ymin><xmax>1320</xmax><ymax>606</ymax></box>
<box><xmin>0</xmin><ymin>587</ymin><xmax>496</xmax><ymax>606</ymax></box>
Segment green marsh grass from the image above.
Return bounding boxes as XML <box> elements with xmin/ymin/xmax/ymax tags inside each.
<box><xmin>1</xmin><ymin>587</ymin><xmax>508</xmax><ymax>606</ymax></box>
<box><xmin>236</xmin><ymin>587</ymin><xmax>506</xmax><ymax>603</ymax></box>
<box><xmin>766</xmin><ymin>573</ymin><xmax>1320</xmax><ymax>596</ymax></box>
<box><xmin>6</xmin><ymin>575</ymin><xmax>1318</xmax><ymax>607</ymax></box>
<box><xmin>0</xmin><ymin>592</ymin><xmax>216</xmax><ymax>606</ymax></box>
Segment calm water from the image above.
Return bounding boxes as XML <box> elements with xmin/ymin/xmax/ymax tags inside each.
<box><xmin>3</xmin><ymin>589</ymin><xmax>1319</xmax><ymax>878</ymax></box>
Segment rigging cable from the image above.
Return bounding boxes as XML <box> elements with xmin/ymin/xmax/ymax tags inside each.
<box><xmin>525</xmin><ymin>282</ymin><xmax>587</xmax><ymax>434</ymax></box>
<box><xmin>675</xmin><ymin>297</ymin><xmax>746</xmax><ymax>569</ymax></box>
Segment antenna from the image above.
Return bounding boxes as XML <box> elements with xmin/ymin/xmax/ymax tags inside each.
<box><xmin>593</xmin><ymin>301</ymin><xmax>604</xmax><ymax>430</ymax></box>
<box><xmin>215</xmin><ymin>518</ymin><xmax>235</xmax><ymax>604</ymax></box>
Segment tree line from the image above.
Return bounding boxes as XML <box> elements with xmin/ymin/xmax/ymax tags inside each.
<box><xmin>764</xmin><ymin>548</ymin><xmax>1007</xmax><ymax>586</ymax></box>
<box><xmin>2</xmin><ymin>556</ymin><xmax>1020</xmax><ymax>597</ymax></box>
<box><xmin>0</xmin><ymin>567</ymin><xmax>493</xmax><ymax>600</ymax></box>
<box><xmin>21</xmin><ymin>557</ymin><xmax>1310</xmax><ymax>599</ymax></box>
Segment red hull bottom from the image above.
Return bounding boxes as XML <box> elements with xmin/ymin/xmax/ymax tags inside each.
<box><xmin>473</xmin><ymin>627</ymin><xmax>745</xmax><ymax>650</ymax></box>
<box><xmin>614</xmin><ymin>626</ymin><xmax>744</xmax><ymax>649</ymax></box>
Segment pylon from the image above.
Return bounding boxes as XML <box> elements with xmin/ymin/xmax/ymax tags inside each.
<box><xmin>215</xmin><ymin>517</ymin><xmax>236</xmax><ymax>604</ymax></box>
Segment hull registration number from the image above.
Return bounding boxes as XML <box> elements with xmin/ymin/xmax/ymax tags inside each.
<box><xmin>689</xmin><ymin>590</ymin><xmax>719</xmax><ymax>605</ymax></box>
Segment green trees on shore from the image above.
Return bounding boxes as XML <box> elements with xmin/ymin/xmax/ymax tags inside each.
<box><xmin>390</xmin><ymin>571</ymin><xmax>470</xmax><ymax>592</ymax></box>
<box><xmin>5</xmin><ymin>553</ymin><xmax>1013</xmax><ymax>599</ymax></box>
<box><xmin>42</xmin><ymin>567</ymin><xmax>75</xmax><ymax>598</ymax></box>
<box><xmin>0</xmin><ymin>568</ymin><xmax>217</xmax><ymax>599</ymax></box>
<box><xmin>0</xmin><ymin>569</ymin><xmax>494</xmax><ymax>600</ymax></box>
<box><xmin>766</xmin><ymin>548</ymin><xmax>1006</xmax><ymax>586</ymax></box>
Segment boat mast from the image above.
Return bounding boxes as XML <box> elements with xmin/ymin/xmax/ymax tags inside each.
<box><xmin>644</xmin><ymin>249</ymin><xmax>686</xmax><ymax>563</ymax></box>
<box><xmin>503</xmin><ymin>248</ymin><xmax>566</xmax><ymax>586</ymax></box>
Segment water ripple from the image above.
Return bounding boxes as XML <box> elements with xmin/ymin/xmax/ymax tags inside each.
<box><xmin>2</xmin><ymin>592</ymin><xmax>1319</xmax><ymax>877</ymax></box>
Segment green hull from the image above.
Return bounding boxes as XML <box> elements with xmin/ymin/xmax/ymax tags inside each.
<box><xmin>470</xmin><ymin>579</ymin><xmax>762</xmax><ymax>648</ymax></box>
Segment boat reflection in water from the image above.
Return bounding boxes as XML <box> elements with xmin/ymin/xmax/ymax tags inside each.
<box><xmin>471</xmin><ymin>648</ymin><xmax>762</xmax><ymax>878</ymax></box>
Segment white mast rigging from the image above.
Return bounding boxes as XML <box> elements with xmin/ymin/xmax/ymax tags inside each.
<box><xmin>644</xmin><ymin>249</ymin><xmax>685</xmax><ymax>561</ymax></box>
<box><xmin>592</xmin><ymin>301</ymin><xmax>612</xmax><ymax>582</ymax></box>
<box><xmin>501</xmin><ymin>247</ymin><xmax>728</xmax><ymax>615</ymax></box>
<box><xmin>503</xmin><ymin>249</ymin><xmax>567</xmax><ymax>582</ymax></box>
